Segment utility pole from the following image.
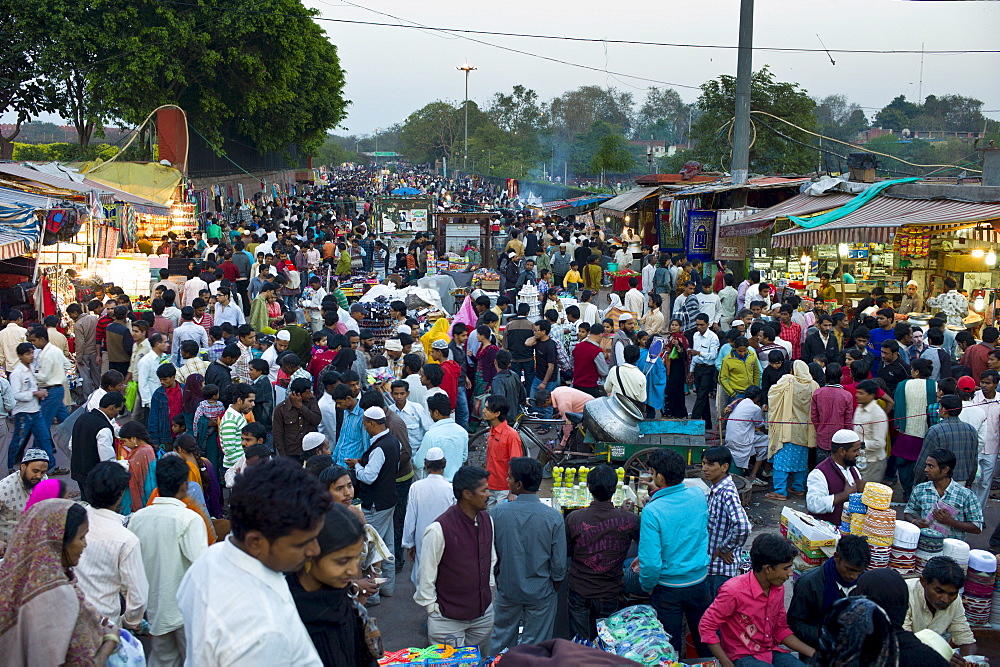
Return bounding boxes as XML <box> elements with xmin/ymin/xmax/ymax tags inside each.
<box><xmin>457</xmin><ymin>63</ymin><xmax>477</xmax><ymax>171</ymax></box>
<box><xmin>731</xmin><ymin>0</ymin><xmax>754</xmax><ymax>186</ymax></box>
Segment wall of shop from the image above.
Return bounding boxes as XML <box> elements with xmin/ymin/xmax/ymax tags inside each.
<box><xmin>188</xmin><ymin>169</ymin><xmax>302</xmax><ymax>209</ymax></box>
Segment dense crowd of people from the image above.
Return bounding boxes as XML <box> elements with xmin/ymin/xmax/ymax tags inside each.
<box><xmin>0</xmin><ymin>164</ymin><xmax>991</xmax><ymax>665</ymax></box>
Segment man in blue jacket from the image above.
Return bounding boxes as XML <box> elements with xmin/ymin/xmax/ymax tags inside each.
<box><xmin>636</xmin><ymin>448</ymin><xmax>712</xmax><ymax>657</ymax></box>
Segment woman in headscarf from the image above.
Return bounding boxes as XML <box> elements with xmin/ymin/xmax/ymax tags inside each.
<box><xmin>330</xmin><ymin>334</ymin><xmax>357</xmax><ymax>374</ymax></box>
<box><xmin>23</xmin><ymin>479</ymin><xmax>69</xmax><ymax>514</ymax></box>
<box><xmin>118</xmin><ymin>420</ymin><xmax>157</xmax><ymax>516</ymax></box>
<box><xmin>174</xmin><ymin>434</ymin><xmax>223</xmax><ymax>519</ymax></box>
<box><xmin>0</xmin><ymin>499</ymin><xmax>120</xmax><ymax>664</ymax></box>
<box><xmin>810</xmin><ymin>596</ymin><xmax>897</xmax><ymax>667</ymax></box>
<box><xmin>662</xmin><ymin>318</ymin><xmax>690</xmax><ymax>418</ymax></box>
<box><xmin>181</xmin><ymin>373</ymin><xmax>205</xmax><ymax>431</ymax></box>
<box><xmin>473</xmin><ymin>324</ymin><xmax>499</xmax><ymax>397</ymax></box>
<box><xmin>765</xmin><ymin>360</ymin><xmax>818</xmax><ymax>502</ymax></box>
<box><xmin>288</xmin><ymin>503</ymin><xmax>378</xmax><ymax>667</ymax></box>
<box><xmin>851</xmin><ymin>569</ymin><xmax>950</xmax><ymax>667</ymax></box>
<box><xmin>636</xmin><ymin>332</ymin><xmax>666</xmax><ymax>419</ymax></box>
<box><xmin>602</xmin><ymin>293</ymin><xmax>623</xmax><ymax>319</ymax></box>
<box><xmin>420</xmin><ymin>316</ymin><xmax>451</xmax><ymax>359</ymax></box>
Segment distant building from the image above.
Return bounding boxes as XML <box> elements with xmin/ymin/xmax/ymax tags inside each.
<box><xmin>855</xmin><ymin>127</ymin><xmax>985</xmax><ymax>143</ymax></box>
<box><xmin>629</xmin><ymin>139</ymin><xmax>667</xmax><ymax>157</ymax></box>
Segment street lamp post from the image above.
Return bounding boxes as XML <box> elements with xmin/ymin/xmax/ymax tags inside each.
<box><xmin>457</xmin><ymin>63</ymin><xmax>477</xmax><ymax>172</ymax></box>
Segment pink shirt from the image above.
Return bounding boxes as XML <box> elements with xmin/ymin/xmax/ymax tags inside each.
<box><xmin>550</xmin><ymin>386</ymin><xmax>596</xmax><ymax>447</ymax></box>
<box><xmin>810</xmin><ymin>385</ymin><xmax>854</xmax><ymax>451</ymax></box>
<box><xmin>699</xmin><ymin>571</ymin><xmax>793</xmax><ymax>662</ymax></box>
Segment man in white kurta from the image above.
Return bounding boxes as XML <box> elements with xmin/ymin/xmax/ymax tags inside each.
<box><xmin>401</xmin><ymin>447</ymin><xmax>456</xmax><ymax>586</ymax></box>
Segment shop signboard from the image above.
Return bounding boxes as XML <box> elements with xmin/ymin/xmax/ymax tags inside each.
<box><xmin>686</xmin><ymin>209</ymin><xmax>716</xmax><ymax>260</ymax></box>
<box><xmin>374</xmin><ymin>197</ymin><xmax>433</xmax><ymax>235</ymax></box>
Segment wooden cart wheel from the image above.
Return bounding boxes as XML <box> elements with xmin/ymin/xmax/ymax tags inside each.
<box><xmin>466</xmin><ymin>427</ymin><xmax>490</xmax><ymax>469</ymax></box>
<box><xmin>624</xmin><ymin>448</ymin><xmax>662</xmax><ymax>481</ymax></box>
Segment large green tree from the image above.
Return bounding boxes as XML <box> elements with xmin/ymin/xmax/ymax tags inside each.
<box><xmin>0</xmin><ymin>16</ymin><xmax>61</xmax><ymax>159</ymax></box>
<box><xmin>590</xmin><ymin>133</ymin><xmax>635</xmax><ymax>183</ymax></box>
<box><xmin>634</xmin><ymin>87</ymin><xmax>687</xmax><ymax>143</ymax></box>
<box><xmin>399</xmin><ymin>101</ymin><xmax>487</xmax><ymax>165</ymax></box>
<box><xmin>814</xmin><ymin>94</ymin><xmax>869</xmax><ymax>144</ymax></box>
<box><xmin>89</xmin><ymin>0</ymin><xmax>347</xmax><ymax>154</ymax></box>
<box><xmin>690</xmin><ymin>66</ymin><xmax>817</xmax><ymax>174</ymax></box>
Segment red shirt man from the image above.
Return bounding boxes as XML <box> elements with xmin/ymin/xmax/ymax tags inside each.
<box><xmin>432</xmin><ymin>340</ymin><xmax>460</xmax><ymax>410</ymax></box>
<box><xmin>482</xmin><ymin>397</ymin><xmax>524</xmax><ymax>504</ymax></box>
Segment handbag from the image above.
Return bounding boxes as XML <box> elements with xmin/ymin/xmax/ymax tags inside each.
<box><xmin>124</xmin><ymin>380</ymin><xmax>138</xmax><ymax>412</ymax></box>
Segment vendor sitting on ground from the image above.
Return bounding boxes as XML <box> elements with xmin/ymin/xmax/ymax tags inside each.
<box><xmin>904</xmin><ymin>555</ymin><xmax>978</xmax><ymax>658</ymax></box>
<box><xmin>786</xmin><ymin>534</ymin><xmax>870</xmax><ymax>649</ymax></box>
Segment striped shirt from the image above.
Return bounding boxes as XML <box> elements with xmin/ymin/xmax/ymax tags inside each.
<box><xmin>706</xmin><ymin>475</ymin><xmax>752</xmax><ymax>577</ymax></box>
<box><xmin>219</xmin><ymin>407</ymin><xmax>248</xmax><ymax>467</ymax></box>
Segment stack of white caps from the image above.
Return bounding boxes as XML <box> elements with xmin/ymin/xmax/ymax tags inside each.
<box><xmin>892</xmin><ymin>520</ymin><xmax>921</xmax><ymax>548</ymax></box>
<box><xmin>969</xmin><ymin>549</ymin><xmax>998</xmax><ymax>574</ymax></box>
<box><xmin>942</xmin><ymin>538</ymin><xmax>971</xmax><ymax>572</ymax></box>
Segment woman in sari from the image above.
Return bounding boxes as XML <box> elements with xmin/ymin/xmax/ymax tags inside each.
<box><xmin>145</xmin><ymin>452</ymin><xmax>218</xmax><ymax>547</ymax></box>
<box><xmin>765</xmin><ymin>359</ymin><xmax>818</xmax><ymax>502</ymax></box>
<box><xmin>600</xmin><ymin>318</ymin><xmax>615</xmax><ymax>363</ymax></box>
<box><xmin>288</xmin><ymin>503</ymin><xmax>377</xmax><ymax>667</ymax></box>
<box><xmin>636</xmin><ymin>332</ymin><xmax>666</xmax><ymax>419</ymax></box>
<box><xmin>0</xmin><ymin>499</ymin><xmax>120</xmax><ymax>664</ymax></box>
<box><xmin>662</xmin><ymin>318</ymin><xmax>689</xmax><ymax>418</ymax></box>
<box><xmin>421</xmin><ymin>317</ymin><xmax>451</xmax><ymax>359</ymax></box>
<box><xmin>174</xmin><ymin>434</ymin><xmax>223</xmax><ymax>519</ymax></box>
<box><xmin>473</xmin><ymin>324</ymin><xmax>499</xmax><ymax>397</ymax></box>
<box><xmin>118</xmin><ymin>421</ymin><xmax>157</xmax><ymax>516</ymax></box>
<box><xmin>23</xmin><ymin>478</ymin><xmax>69</xmax><ymax>513</ymax></box>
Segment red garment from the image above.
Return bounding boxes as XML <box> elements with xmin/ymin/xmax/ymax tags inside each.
<box><xmin>699</xmin><ymin>571</ymin><xmax>794</xmax><ymax>662</ymax></box>
<box><xmin>165</xmin><ymin>383</ymin><xmax>184</xmax><ymax>422</ymax></box>
<box><xmin>96</xmin><ymin>315</ymin><xmax>113</xmax><ymax>347</ymax></box>
<box><xmin>572</xmin><ymin>340</ymin><xmax>602</xmax><ymax>388</ymax></box>
<box><xmin>842</xmin><ymin>381</ymin><xmax>888</xmax><ymax>411</ymax></box>
<box><xmin>779</xmin><ymin>321</ymin><xmax>802</xmax><ymax>360</ymax></box>
<box><xmin>439</xmin><ymin>359</ymin><xmax>460</xmax><ymax>409</ymax></box>
<box><xmin>219</xmin><ymin>261</ymin><xmax>240</xmax><ymax>282</ymax></box>
<box><xmin>810</xmin><ymin>385</ymin><xmax>854</xmax><ymax>451</ymax></box>
<box><xmin>485</xmin><ymin>420</ymin><xmax>524</xmax><ymax>490</ymax></box>
<box><xmin>962</xmin><ymin>341</ymin><xmax>993</xmax><ymax>382</ymax></box>
<box><xmin>307</xmin><ymin>346</ymin><xmax>337</xmax><ymax>385</ymax></box>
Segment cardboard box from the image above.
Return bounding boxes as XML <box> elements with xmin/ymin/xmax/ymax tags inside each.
<box><xmin>780</xmin><ymin>507</ymin><xmax>839</xmax><ymax>552</ymax></box>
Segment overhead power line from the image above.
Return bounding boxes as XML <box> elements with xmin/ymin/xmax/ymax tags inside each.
<box><xmin>154</xmin><ymin>1</ymin><xmax>1000</xmax><ymax>56</ymax></box>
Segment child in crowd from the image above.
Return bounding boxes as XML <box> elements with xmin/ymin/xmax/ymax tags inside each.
<box><xmin>307</xmin><ymin>332</ymin><xmax>337</xmax><ymax>381</ymax></box>
<box><xmin>563</xmin><ymin>261</ymin><xmax>582</xmax><ymax>295</ymax></box>
<box><xmin>193</xmin><ymin>383</ymin><xmax>227</xmax><ymax>472</ymax></box>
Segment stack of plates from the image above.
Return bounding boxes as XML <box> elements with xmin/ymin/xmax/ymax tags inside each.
<box><xmin>861</xmin><ymin>483</ymin><xmax>893</xmax><ymax>510</ymax></box>
<box><xmin>864</xmin><ymin>508</ymin><xmax>897</xmax><ymax>546</ymax></box>
<box><xmin>889</xmin><ymin>545</ymin><xmax>917</xmax><ymax>575</ymax></box>
<box><xmin>893</xmin><ymin>521</ymin><xmax>921</xmax><ymax>549</ymax></box>
<box><xmin>848</xmin><ymin>493</ymin><xmax>867</xmax><ymax>514</ymax></box>
<box><xmin>942</xmin><ymin>538</ymin><xmax>971</xmax><ymax>572</ymax></box>
<box><xmin>870</xmin><ymin>544</ymin><xmax>891</xmax><ymax>569</ymax></box>
<box><xmin>850</xmin><ymin>513</ymin><xmax>867</xmax><ymax>537</ymax></box>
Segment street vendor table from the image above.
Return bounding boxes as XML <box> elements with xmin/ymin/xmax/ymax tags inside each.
<box><xmin>417</xmin><ymin>274</ymin><xmax>459</xmax><ymax>313</ymax></box>
<box><xmin>611</xmin><ymin>275</ymin><xmax>641</xmax><ymax>291</ymax></box>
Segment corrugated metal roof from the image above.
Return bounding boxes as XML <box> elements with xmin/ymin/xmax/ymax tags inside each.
<box><xmin>0</xmin><ymin>186</ymin><xmax>52</xmax><ymax>209</ymax></box>
<box><xmin>718</xmin><ymin>192</ymin><xmax>857</xmax><ymax>238</ymax></box>
<box><xmin>772</xmin><ymin>196</ymin><xmax>1000</xmax><ymax>248</ymax></box>
<box><xmin>541</xmin><ymin>194</ymin><xmax>613</xmax><ymax>212</ymax></box>
<box><xmin>0</xmin><ymin>163</ymin><xmax>170</xmax><ymax>213</ymax></box>
<box><xmin>664</xmin><ymin>176</ymin><xmax>812</xmax><ymax>198</ymax></box>
<box><xmin>598</xmin><ymin>186</ymin><xmax>659</xmax><ymax>213</ymax></box>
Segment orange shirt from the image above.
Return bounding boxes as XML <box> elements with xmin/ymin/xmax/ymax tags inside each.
<box><xmin>485</xmin><ymin>420</ymin><xmax>524</xmax><ymax>491</ymax></box>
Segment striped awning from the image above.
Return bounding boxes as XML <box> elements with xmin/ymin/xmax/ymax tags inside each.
<box><xmin>0</xmin><ymin>233</ymin><xmax>28</xmax><ymax>260</ymax></box>
<box><xmin>718</xmin><ymin>192</ymin><xmax>856</xmax><ymax>238</ymax></box>
<box><xmin>772</xmin><ymin>196</ymin><xmax>1000</xmax><ymax>248</ymax></box>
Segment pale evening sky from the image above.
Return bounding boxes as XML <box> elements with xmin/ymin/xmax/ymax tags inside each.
<box><xmin>322</xmin><ymin>0</ymin><xmax>1000</xmax><ymax>135</ymax></box>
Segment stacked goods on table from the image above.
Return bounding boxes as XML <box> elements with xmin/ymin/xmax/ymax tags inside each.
<box><xmin>595</xmin><ymin>605</ymin><xmax>681</xmax><ymax>666</ymax></box>
<box><xmin>361</xmin><ymin>297</ymin><xmax>395</xmax><ymax>349</ymax></box>
<box><xmin>378</xmin><ymin>644</ymin><xmax>480</xmax><ymax>666</ymax></box>
<box><xmin>915</xmin><ymin>529</ymin><xmax>944</xmax><ymax>571</ymax></box>
<box><xmin>964</xmin><ymin>550</ymin><xmax>997</xmax><ymax>628</ymax></box>
<box><xmin>780</xmin><ymin>507</ymin><xmax>839</xmax><ymax>573</ymax></box>
<box><xmin>841</xmin><ymin>492</ymin><xmax>866</xmax><ymax>534</ymax></box>
<box><xmin>889</xmin><ymin>520</ymin><xmax>920</xmax><ymax>575</ymax></box>
<box><xmin>471</xmin><ymin>268</ymin><xmax>500</xmax><ymax>290</ymax></box>
<box><xmin>516</xmin><ymin>284</ymin><xmax>540</xmax><ymax>319</ymax></box>
<box><xmin>941</xmin><ymin>538</ymin><xmax>971</xmax><ymax>573</ymax></box>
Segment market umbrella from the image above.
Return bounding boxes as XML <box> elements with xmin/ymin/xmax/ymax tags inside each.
<box><xmin>391</xmin><ymin>187</ymin><xmax>421</xmax><ymax>195</ymax></box>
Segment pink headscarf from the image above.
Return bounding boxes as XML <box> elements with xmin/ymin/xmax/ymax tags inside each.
<box><xmin>23</xmin><ymin>479</ymin><xmax>66</xmax><ymax>514</ymax></box>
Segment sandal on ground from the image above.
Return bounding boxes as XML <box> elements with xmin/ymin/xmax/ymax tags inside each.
<box><xmin>751</xmin><ymin>478</ymin><xmax>768</xmax><ymax>487</ymax></box>
<box><xmin>789</xmin><ymin>490</ymin><xmax>805</xmax><ymax>497</ymax></box>
<box><xmin>764</xmin><ymin>492</ymin><xmax>787</xmax><ymax>501</ymax></box>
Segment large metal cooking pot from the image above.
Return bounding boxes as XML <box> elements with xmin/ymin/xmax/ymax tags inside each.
<box><xmin>583</xmin><ymin>394</ymin><xmax>643</xmax><ymax>443</ymax></box>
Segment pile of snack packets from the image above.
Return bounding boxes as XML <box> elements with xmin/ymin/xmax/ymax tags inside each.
<box><xmin>378</xmin><ymin>644</ymin><xmax>480</xmax><ymax>666</ymax></box>
<box><xmin>595</xmin><ymin>605</ymin><xmax>681</xmax><ymax>666</ymax></box>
